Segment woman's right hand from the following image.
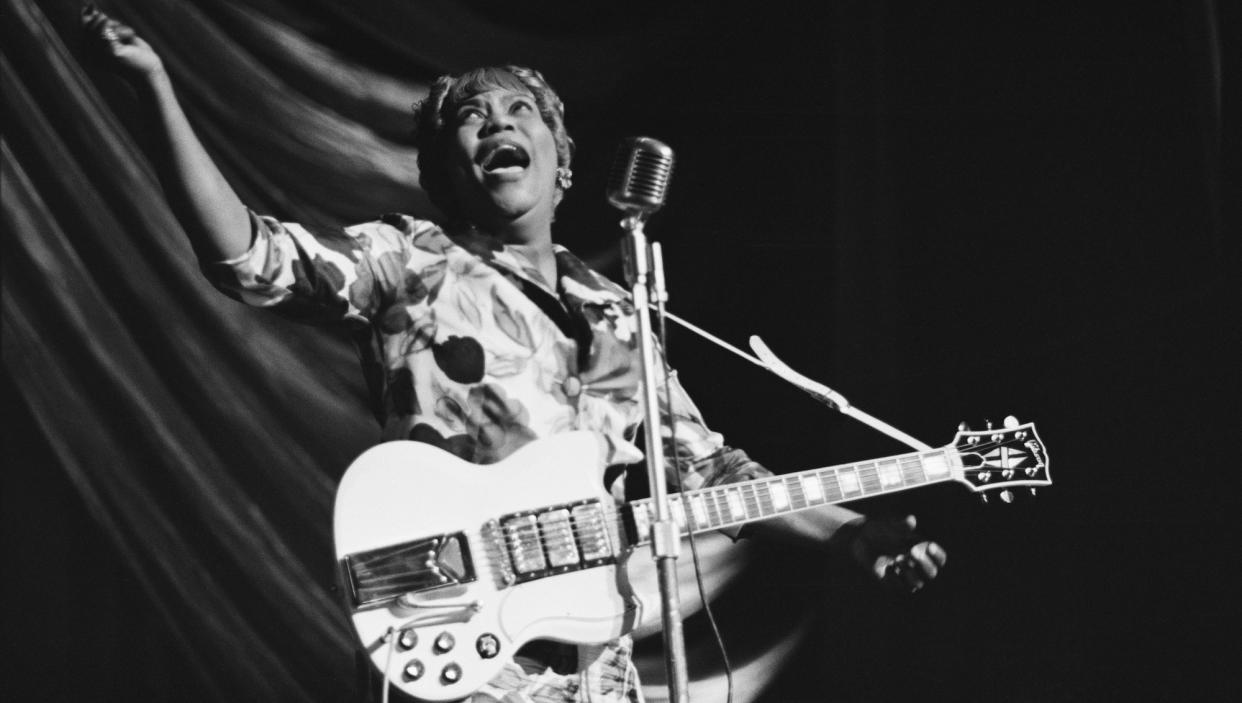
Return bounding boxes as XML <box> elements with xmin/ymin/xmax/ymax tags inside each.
<box><xmin>81</xmin><ymin>3</ymin><xmax>164</xmax><ymax>80</ymax></box>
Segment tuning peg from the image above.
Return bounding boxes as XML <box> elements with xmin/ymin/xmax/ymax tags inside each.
<box><xmin>1004</xmin><ymin>415</ymin><xmax>1020</xmax><ymax>429</ymax></box>
<box><xmin>980</xmin><ymin>494</ymin><xmax>988</xmax><ymax>504</ymax></box>
<box><xmin>1029</xmin><ymin>488</ymin><xmax>1038</xmax><ymax>497</ymax></box>
<box><xmin>986</xmin><ymin>419</ymin><xmax>993</xmax><ymax>430</ymax></box>
<box><xmin>1000</xmin><ymin>490</ymin><xmax>1014</xmax><ymax>504</ymax></box>
<box><xmin>958</xmin><ymin>421</ymin><xmax>970</xmax><ymax>432</ymax></box>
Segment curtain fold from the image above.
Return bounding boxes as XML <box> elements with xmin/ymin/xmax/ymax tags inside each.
<box><xmin>3</xmin><ymin>1</ymin><xmax>805</xmax><ymax>700</ymax></box>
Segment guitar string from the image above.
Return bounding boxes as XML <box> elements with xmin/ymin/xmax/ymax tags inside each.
<box><xmin>358</xmin><ymin>451</ymin><xmax>1029</xmax><ymax>584</ymax></box>
<box><xmin>352</xmin><ymin>437</ymin><xmax>1037</xmax><ymax>588</ymax></box>
<box><xmin>383</xmin><ymin>436</ymin><xmax>1030</xmax><ymax>553</ymax></box>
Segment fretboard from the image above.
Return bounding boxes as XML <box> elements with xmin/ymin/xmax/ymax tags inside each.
<box><xmin>627</xmin><ymin>447</ymin><xmax>961</xmax><ymax>544</ymax></box>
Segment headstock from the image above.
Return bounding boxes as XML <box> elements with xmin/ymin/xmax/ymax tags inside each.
<box><xmin>952</xmin><ymin>416</ymin><xmax>1051</xmax><ymax>502</ymax></box>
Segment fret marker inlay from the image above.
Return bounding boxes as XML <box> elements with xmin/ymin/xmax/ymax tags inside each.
<box><xmin>838</xmin><ymin>470</ymin><xmax>861</xmax><ymax>494</ymax></box>
<box><xmin>670</xmin><ymin>498</ymin><xmax>687</xmax><ymax>529</ymax></box>
<box><xmin>690</xmin><ymin>496</ymin><xmax>709</xmax><ymax>527</ymax></box>
<box><xmin>770</xmin><ymin>482</ymin><xmax>789</xmax><ymax>510</ymax></box>
<box><xmin>802</xmin><ymin>476</ymin><xmax>824</xmax><ymax>502</ymax></box>
<box><xmin>923</xmin><ymin>453</ymin><xmax>949</xmax><ymax>477</ymax></box>
<box><xmin>726</xmin><ymin>489</ymin><xmax>745</xmax><ymax>519</ymax></box>
<box><xmin>879</xmin><ymin>461</ymin><xmax>901</xmax><ymax>487</ymax></box>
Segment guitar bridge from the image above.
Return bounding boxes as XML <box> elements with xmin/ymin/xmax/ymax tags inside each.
<box><xmin>342</xmin><ymin>533</ymin><xmax>475</xmax><ymax>610</ymax></box>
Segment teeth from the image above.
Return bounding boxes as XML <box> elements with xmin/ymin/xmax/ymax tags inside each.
<box><xmin>482</xmin><ymin>144</ymin><xmax>529</xmax><ymax>171</ymax></box>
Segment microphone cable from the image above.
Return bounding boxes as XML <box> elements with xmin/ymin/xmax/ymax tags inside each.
<box><xmin>655</xmin><ymin>294</ymin><xmax>735</xmax><ymax>703</ymax></box>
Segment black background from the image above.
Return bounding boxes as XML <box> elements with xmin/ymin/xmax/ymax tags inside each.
<box><xmin>4</xmin><ymin>1</ymin><xmax>1238</xmax><ymax>701</ymax></box>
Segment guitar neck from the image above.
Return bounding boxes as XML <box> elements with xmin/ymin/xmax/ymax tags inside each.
<box><xmin>627</xmin><ymin>446</ymin><xmax>962</xmax><ymax>544</ymax></box>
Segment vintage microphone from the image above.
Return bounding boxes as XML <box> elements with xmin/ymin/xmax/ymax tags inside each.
<box><xmin>607</xmin><ymin>136</ymin><xmax>675</xmax><ymax>216</ymax></box>
<box><xmin>607</xmin><ymin>137</ymin><xmax>690</xmax><ymax>703</ymax></box>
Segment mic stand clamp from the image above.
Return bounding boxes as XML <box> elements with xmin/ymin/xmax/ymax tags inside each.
<box><xmin>620</xmin><ymin>214</ymin><xmax>691</xmax><ymax>703</ymax></box>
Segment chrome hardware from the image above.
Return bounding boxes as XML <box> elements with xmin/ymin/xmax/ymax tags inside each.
<box><xmin>476</xmin><ymin>634</ymin><xmax>501</xmax><ymax>659</ymax></box>
<box><xmin>504</xmin><ymin>514</ymin><xmax>547</xmax><ymax>575</ymax></box>
<box><xmin>1003</xmin><ymin>415</ymin><xmax>1019</xmax><ymax>429</ymax></box>
<box><xmin>978</xmin><ymin>470</ymin><xmax>992</xmax><ymax>482</ymax></box>
<box><xmin>343</xmin><ymin>532</ymin><xmax>475</xmax><ymax>610</ymax></box>
<box><xmin>396</xmin><ymin>595</ymin><xmax>481</xmax><ymax>613</ymax></box>
<box><xmin>498</xmin><ymin>500</ymin><xmax>616</xmax><ymax>585</ymax></box>
<box><xmin>397</xmin><ymin>629</ymin><xmax>417</xmax><ymax>650</ymax></box>
<box><xmin>1000</xmin><ymin>490</ymin><xmax>1014</xmax><ymax>503</ymax></box>
<box><xmin>538</xmin><ymin>509</ymin><xmax>582</xmax><ymax>568</ymax></box>
<box><xmin>1002</xmin><ymin>468</ymin><xmax>1015</xmax><ymax>480</ymax></box>
<box><xmin>482</xmin><ymin>520</ymin><xmax>516</xmax><ymax>587</ymax></box>
<box><xmin>434</xmin><ymin>632</ymin><xmax>455</xmax><ymax>654</ymax></box>
<box><xmin>441</xmin><ymin>663</ymin><xmax>462</xmax><ymax>684</ymax></box>
<box><xmin>958</xmin><ymin>421</ymin><xmax>970</xmax><ymax>432</ymax></box>
<box><xmin>403</xmin><ymin>659</ymin><xmax>425</xmax><ymax>681</ymax></box>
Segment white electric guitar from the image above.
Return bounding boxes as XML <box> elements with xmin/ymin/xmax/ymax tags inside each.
<box><xmin>334</xmin><ymin>419</ymin><xmax>1050</xmax><ymax>701</ymax></box>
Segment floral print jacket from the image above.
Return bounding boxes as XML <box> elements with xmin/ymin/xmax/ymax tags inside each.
<box><xmin>205</xmin><ymin>212</ymin><xmax>770</xmax><ymax>701</ymax></box>
<box><xmin>206</xmin><ymin>213</ymin><xmax>769</xmax><ymax>496</ymax></box>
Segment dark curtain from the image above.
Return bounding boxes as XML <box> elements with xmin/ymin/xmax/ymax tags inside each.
<box><xmin>3</xmin><ymin>1</ymin><xmax>823</xmax><ymax>700</ymax></box>
<box><xmin>5</xmin><ymin>1</ymin><xmax>1237</xmax><ymax>702</ymax></box>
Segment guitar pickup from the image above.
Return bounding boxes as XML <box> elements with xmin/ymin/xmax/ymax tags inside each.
<box><xmin>498</xmin><ymin>500</ymin><xmax>616</xmax><ymax>585</ymax></box>
<box><xmin>342</xmin><ymin>533</ymin><xmax>475</xmax><ymax>610</ymax></box>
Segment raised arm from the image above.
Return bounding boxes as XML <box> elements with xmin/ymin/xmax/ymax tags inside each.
<box><xmin>81</xmin><ymin>5</ymin><xmax>250</xmax><ymax>260</ymax></box>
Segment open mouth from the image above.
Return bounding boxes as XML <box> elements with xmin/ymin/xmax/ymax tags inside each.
<box><xmin>478</xmin><ymin>143</ymin><xmax>531</xmax><ymax>173</ymax></box>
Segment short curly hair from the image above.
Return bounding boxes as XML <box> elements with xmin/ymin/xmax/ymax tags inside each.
<box><xmin>412</xmin><ymin>66</ymin><xmax>575</xmax><ymax>223</ymax></box>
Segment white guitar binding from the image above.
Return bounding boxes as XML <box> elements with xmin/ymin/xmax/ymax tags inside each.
<box><xmin>335</xmin><ymin>424</ymin><xmax>1050</xmax><ymax>701</ymax></box>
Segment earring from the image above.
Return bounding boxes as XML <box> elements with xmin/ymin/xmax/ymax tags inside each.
<box><xmin>556</xmin><ymin>166</ymin><xmax>574</xmax><ymax>191</ymax></box>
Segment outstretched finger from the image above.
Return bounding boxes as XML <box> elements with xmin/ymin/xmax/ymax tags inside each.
<box><xmin>907</xmin><ymin>543</ymin><xmax>940</xmax><ymax>581</ymax></box>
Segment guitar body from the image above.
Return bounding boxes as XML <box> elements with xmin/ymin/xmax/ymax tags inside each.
<box><xmin>334</xmin><ymin>431</ymin><xmax>650</xmax><ymax>701</ymax></box>
<box><xmin>335</xmin><ymin>420</ymin><xmax>1050</xmax><ymax>702</ymax></box>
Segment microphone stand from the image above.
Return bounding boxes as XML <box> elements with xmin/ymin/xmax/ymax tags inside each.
<box><xmin>620</xmin><ymin>214</ymin><xmax>691</xmax><ymax>703</ymax></box>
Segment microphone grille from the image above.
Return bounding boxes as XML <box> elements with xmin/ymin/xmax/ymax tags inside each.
<box><xmin>607</xmin><ymin>137</ymin><xmax>675</xmax><ymax>213</ymax></box>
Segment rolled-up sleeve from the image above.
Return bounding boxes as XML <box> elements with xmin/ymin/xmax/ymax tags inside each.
<box><xmin>202</xmin><ymin>211</ymin><xmax>408</xmax><ymax>325</ymax></box>
<box><xmin>658</xmin><ymin>369</ymin><xmax>773</xmax><ymax>488</ymax></box>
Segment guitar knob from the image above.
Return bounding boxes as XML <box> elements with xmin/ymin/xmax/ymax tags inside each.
<box><xmin>434</xmin><ymin>632</ymin><xmax>456</xmax><ymax>654</ymax></box>
<box><xmin>476</xmin><ymin>633</ymin><xmax>501</xmax><ymax>659</ymax></box>
<box><xmin>403</xmin><ymin>659</ymin><xmax>425</xmax><ymax>681</ymax></box>
<box><xmin>398</xmin><ymin>628</ymin><xmax>418</xmax><ymax>651</ymax></box>
<box><xmin>441</xmin><ymin>663</ymin><xmax>462</xmax><ymax>684</ymax></box>
<box><xmin>1000</xmin><ymin>490</ymin><xmax>1014</xmax><ymax>503</ymax></box>
<box><xmin>958</xmin><ymin>421</ymin><xmax>970</xmax><ymax>432</ymax></box>
<box><xmin>1003</xmin><ymin>415</ymin><xmax>1020</xmax><ymax>429</ymax></box>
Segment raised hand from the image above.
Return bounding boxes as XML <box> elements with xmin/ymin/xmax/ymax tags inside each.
<box><xmin>80</xmin><ymin>3</ymin><xmax>163</xmax><ymax>79</ymax></box>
